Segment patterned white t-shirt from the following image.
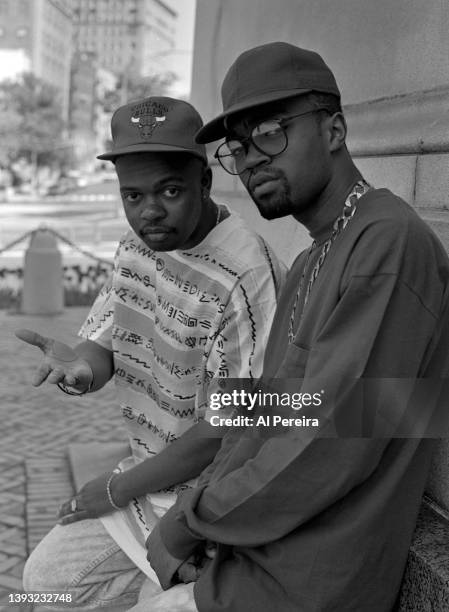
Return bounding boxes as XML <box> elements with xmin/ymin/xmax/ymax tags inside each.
<box><xmin>79</xmin><ymin>209</ymin><xmax>285</xmax><ymax>569</ymax></box>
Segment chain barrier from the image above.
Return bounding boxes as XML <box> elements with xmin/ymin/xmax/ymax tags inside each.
<box><xmin>0</xmin><ymin>225</ymin><xmax>113</xmax><ymax>267</ymax></box>
<box><xmin>46</xmin><ymin>227</ymin><xmax>113</xmax><ymax>267</ymax></box>
<box><xmin>0</xmin><ymin>229</ymin><xmax>37</xmax><ymax>257</ymax></box>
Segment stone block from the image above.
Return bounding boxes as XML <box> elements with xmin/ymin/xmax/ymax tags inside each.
<box><xmin>346</xmin><ymin>88</ymin><xmax>449</xmax><ymax>157</ymax></box>
<box><xmin>417</xmin><ymin>210</ymin><xmax>449</xmax><ymax>253</ymax></box>
<box><xmin>399</xmin><ymin>502</ymin><xmax>449</xmax><ymax>611</ymax></box>
<box><xmin>354</xmin><ymin>156</ymin><xmax>417</xmax><ymax>205</ymax></box>
<box><xmin>415</xmin><ymin>154</ymin><xmax>449</xmax><ymax>210</ymax></box>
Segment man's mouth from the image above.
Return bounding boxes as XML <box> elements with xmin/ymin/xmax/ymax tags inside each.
<box><xmin>252</xmin><ymin>179</ymin><xmax>279</xmax><ymax>197</ymax></box>
<box><xmin>249</xmin><ymin>171</ymin><xmax>282</xmax><ymax>196</ymax></box>
<box><xmin>141</xmin><ymin>227</ymin><xmax>173</xmax><ymax>241</ymax></box>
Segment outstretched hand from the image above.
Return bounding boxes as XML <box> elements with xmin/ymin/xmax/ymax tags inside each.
<box><xmin>15</xmin><ymin>328</ymin><xmax>93</xmax><ymax>392</ymax></box>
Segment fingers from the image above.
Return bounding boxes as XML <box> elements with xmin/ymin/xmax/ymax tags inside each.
<box><xmin>64</xmin><ymin>374</ymin><xmax>78</xmax><ymax>386</ymax></box>
<box><xmin>58</xmin><ymin>498</ymin><xmax>78</xmax><ymax>518</ymax></box>
<box><xmin>176</xmin><ymin>561</ymin><xmax>199</xmax><ymax>584</ymax></box>
<box><xmin>15</xmin><ymin>328</ymin><xmax>51</xmax><ymax>352</ymax></box>
<box><xmin>197</xmin><ymin>557</ymin><xmax>212</xmax><ymax>576</ymax></box>
<box><xmin>33</xmin><ymin>365</ymin><xmax>90</xmax><ymax>389</ymax></box>
<box><xmin>31</xmin><ymin>363</ymin><xmax>53</xmax><ymax>386</ymax></box>
<box><xmin>32</xmin><ymin>366</ymin><xmax>78</xmax><ymax>387</ymax></box>
<box><xmin>16</xmin><ymin>329</ymin><xmax>77</xmax><ymax>362</ymax></box>
<box><xmin>204</xmin><ymin>542</ymin><xmax>217</xmax><ymax>559</ymax></box>
<box><xmin>59</xmin><ymin>510</ymin><xmax>89</xmax><ymax>526</ymax></box>
<box><xmin>46</xmin><ymin>368</ymin><xmax>69</xmax><ymax>385</ymax></box>
<box><xmin>58</xmin><ymin>497</ymin><xmax>89</xmax><ymax>525</ymax></box>
<box><xmin>32</xmin><ymin>364</ymin><xmax>67</xmax><ymax>386</ymax></box>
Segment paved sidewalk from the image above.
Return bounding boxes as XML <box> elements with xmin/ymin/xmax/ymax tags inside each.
<box><xmin>0</xmin><ymin>307</ymin><xmax>126</xmax><ymax>611</ymax></box>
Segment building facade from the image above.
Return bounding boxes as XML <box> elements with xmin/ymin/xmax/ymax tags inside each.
<box><xmin>71</xmin><ymin>0</ymin><xmax>177</xmax><ymax>78</ymax></box>
<box><xmin>69</xmin><ymin>0</ymin><xmax>179</xmax><ymax>168</ymax></box>
<box><xmin>0</xmin><ymin>0</ymin><xmax>73</xmax><ymax>118</ymax></box>
<box><xmin>69</xmin><ymin>50</ymin><xmax>117</xmax><ymax>169</ymax></box>
<box><xmin>69</xmin><ymin>50</ymin><xmax>97</xmax><ymax>164</ymax></box>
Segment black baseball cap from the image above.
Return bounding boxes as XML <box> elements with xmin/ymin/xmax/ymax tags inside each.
<box><xmin>98</xmin><ymin>96</ymin><xmax>207</xmax><ymax>163</ymax></box>
<box><xmin>196</xmin><ymin>42</ymin><xmax>341</xmax><ymax>144</ymax></box>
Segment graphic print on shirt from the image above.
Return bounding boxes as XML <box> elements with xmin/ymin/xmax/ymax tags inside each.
<box><xmin>79</xmin><ymin>214</ymin><xmax>285</xmax><ymax>551</ymax></box>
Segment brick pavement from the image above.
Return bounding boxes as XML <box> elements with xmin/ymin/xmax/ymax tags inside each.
<box><xmin>0</xmin><ymin>307</ymin><xmax>126</xmax><ymax>611</ymax></box>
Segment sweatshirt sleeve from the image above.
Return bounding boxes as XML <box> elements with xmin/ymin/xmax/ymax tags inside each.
<box><xmin>147</xmin><ymin>266</ymin><xmax>439</xmax><ymax>580</ymax></box>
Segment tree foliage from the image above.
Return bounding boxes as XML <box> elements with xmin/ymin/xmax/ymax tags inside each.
<box><xmin>0</xmin><ymin>73</ymin><xmax>72</xmax><ymax>171</ymax></box>
<box><xmin>101</xmin><ymin>71</ymin><xmax>178</xmax><ymax>112</ymax></box>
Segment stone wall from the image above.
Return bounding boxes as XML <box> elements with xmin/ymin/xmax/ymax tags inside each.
<box><xmin>192</xmin><ymin>0</ymin><xmax>449</xmax><ymax>117</ymax></box>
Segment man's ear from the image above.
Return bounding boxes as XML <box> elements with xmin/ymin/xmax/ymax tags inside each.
<box><xmin>200</xmin><ymin>166</ymin><xmax>213</xmax><ymax>192</ymax></box>
<box><xmin>325</xmin><ymin>112</ymin><xmax>347</xmax><ymax>153</ymax></box>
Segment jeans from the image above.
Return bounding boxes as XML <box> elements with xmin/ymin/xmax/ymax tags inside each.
<box><xmin>23</xmin><ymin>518</ymin><xmax>197</xmax><ymax>611</ymax></box>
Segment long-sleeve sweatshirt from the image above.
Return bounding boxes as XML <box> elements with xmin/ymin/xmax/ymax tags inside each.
<box><xmin>147</xmin><ymin>188</ymin><xmax>449</xmax><ymax>612</ymax></box>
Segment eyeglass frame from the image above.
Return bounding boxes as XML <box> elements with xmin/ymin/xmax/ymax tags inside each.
<box><xmin>214</xmin><ymin>107</ymin><xmax>330</xmax><ymax>176</ymax></box>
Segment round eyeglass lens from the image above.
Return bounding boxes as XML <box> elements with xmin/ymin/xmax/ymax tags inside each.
<box><xmin>215</xmin><ymin>120</ymin><xmax>288</xmax><ymax>175</ymax></box>
<box><xmin>216</xmin><ymin>141</ymin><xmax>242</xmax><ymax>175</ymax></box>
<box><xmin>251</xmin><ymin>120</ymin><xmax>287</xmax><ymax>156</ymax></box>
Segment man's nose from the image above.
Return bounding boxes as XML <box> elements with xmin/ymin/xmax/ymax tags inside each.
<box><xmin>242</xmin><ymin>142</ymin><xmax>271</xmax><ymax>172</ymax></box>
<box><xmin>140</xmin><ymin>199</ymin><xmax>166</xmax><ymax>221</ymax></box>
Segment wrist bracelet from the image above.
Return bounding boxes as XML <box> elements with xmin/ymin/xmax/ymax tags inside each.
<box><xmin>106</xmin><ymin>468</ymin><xmax>122</xmax><ymax>510</ymax></box>
<box><xmin>57</xmin><ymin>377</ymin><xmax>94</xmax><ymax>396</ymax></box>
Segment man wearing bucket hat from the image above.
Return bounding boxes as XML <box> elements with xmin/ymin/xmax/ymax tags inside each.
<box><xmin>145</xmin><ymin>44</ymin><xmax>449</xmax><ymax>611</ymax></box>
<box><xmin>19</xmin><ymin>96</ymin><xmax>284</xmax><ymax>610</ymax></box>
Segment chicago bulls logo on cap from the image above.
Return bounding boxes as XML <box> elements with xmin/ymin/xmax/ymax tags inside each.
<box><xmin>97</xmin><ymin>96</ymin><xmax>207</xmax><ymax>162</ymax></box>
<box><xmin>130</xmin><ymin>100</ymin><xmax>169</xmax><ymax>140</ymax></box>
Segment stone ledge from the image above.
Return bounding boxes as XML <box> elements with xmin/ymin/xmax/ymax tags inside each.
<box><xmin>205</xmin><ymin>87</ymin><xmax>449</xmax><ymax>160</ymax></box>
<box><xmin>417</xmin><ymin>210</ymin><xmax>449</xmax><ymax>251</ymax></box>
<box><xmin>346</xmin><ymin>87</ymin><xmax>449</xmax><ymax>157</ymax></box>
<box><xmin>415</xmin><ymin>154</ymin><xmax>449</xmax><ymax>210</ymax></box>
<box><xmin>353</xmin><ymin>155</ymin><xmax>417</xmax><ymax>205</ymax></box>
<box><xmin>399</xmin><ymin>500</ymin><xmax>449</xmax><ymax>611</ymax></box>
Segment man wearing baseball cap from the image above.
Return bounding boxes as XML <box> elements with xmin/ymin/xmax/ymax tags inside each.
<box><xmin>145</xmin><ymin>44</ymin><xmax>449</xmax><ymax>611</ymax></box>
<box><xmin>20</xmin><ymin>96</ymin><xmax>284</xmax><ymax>610</ymax></box>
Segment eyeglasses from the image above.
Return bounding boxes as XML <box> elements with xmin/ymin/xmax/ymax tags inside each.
<box><xmin>214</xmin><ymin>108</ymin><xmax>327</xmax><ymax>176</ymax></box>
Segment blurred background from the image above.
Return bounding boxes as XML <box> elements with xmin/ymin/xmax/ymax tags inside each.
<box><xmin>2</xmin><ymin>0</ymin><xmax>449</xmax><ymax>310</ymax></box>
<box><xmin>0</xmin><ymin>0</ymin><xmax>196</xmax><ymax>309</ymax></box>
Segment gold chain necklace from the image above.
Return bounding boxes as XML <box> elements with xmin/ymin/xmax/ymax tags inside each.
<box><xmin>288</xmin><ymin>179</ymin><xmax>372</xmax><ymax>343</ymax></box>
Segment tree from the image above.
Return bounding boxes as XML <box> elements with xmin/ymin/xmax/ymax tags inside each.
<box><xmin>101</xmin><ymin>71</ymin><xmax>178</xmax><ymax>112</ymax></box>
<box><xmin>0</xmin><ymin>73</ymin><xmax>73</xmax><ymax>182</ymax></box>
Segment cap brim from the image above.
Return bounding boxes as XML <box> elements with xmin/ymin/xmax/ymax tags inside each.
<box><xmin>196</xmin><ymin>88</ymin><xmax>314</xmax><ymax>144</ymax></box>
<box><xmin>97</xmin><ymin>142</ymin><xmax>207</xmax><ymax>162</ymax></box>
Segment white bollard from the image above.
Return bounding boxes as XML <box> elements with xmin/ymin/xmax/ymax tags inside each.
<box><xmin>21</xmin><ymin>228</ymin><xmax>64</xmax><ymax>315</ymax></box>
